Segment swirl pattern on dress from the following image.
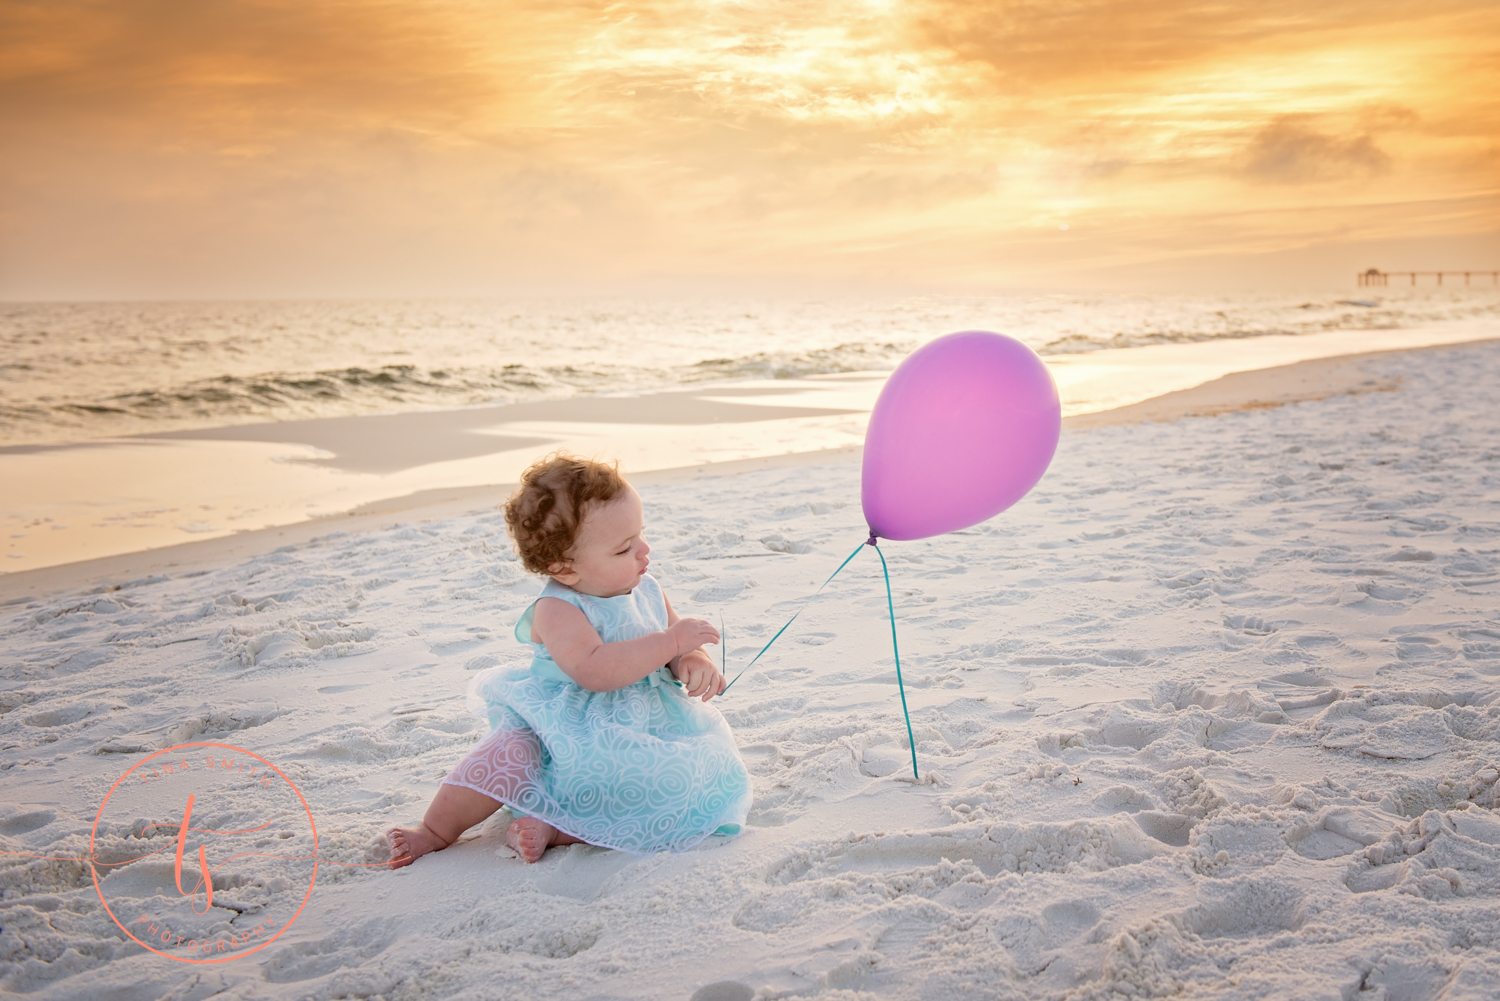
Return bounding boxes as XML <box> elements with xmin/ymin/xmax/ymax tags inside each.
<box><xmin>444</xmin><ymin>574</ymin><xmax>752</xmax><ymax>855</ymax></box>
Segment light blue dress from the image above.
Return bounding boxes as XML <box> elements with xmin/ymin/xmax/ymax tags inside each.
<box><xmin>446</xmin><ymin>574</ymin><xmax>752</xmax><ymax>855</ymax></box>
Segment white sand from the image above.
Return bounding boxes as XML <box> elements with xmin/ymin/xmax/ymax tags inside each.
<box><xmin>2</xmin><ymin>340</ymin><xmax>1499</xmax><ymax>1000</ymax></box>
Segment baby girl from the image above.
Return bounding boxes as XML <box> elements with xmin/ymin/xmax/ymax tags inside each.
<box><xmin>388</xmin><ymin>454</ymin><xmax>752</xmax><ymax>865</ymax></box>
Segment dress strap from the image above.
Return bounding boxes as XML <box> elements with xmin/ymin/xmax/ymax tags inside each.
<box><xmin>514</xmin><ymin>602</ymin><xmax>538</xmax><ymax>644</ymax></box>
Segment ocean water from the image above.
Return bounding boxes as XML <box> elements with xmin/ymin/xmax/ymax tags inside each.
<box><xmin>3</xmin><ymin>288</ymin><xmax>1497</xmax><ymax>447</ymax></box>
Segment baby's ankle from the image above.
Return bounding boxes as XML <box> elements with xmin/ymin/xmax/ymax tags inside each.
<box><xmin>418</xmin><ymin>821</ymin><xmax>456</xmax><ymax>848</ymax></box>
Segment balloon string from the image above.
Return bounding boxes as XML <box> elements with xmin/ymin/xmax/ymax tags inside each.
<box><xmin>717</xmin><ymin>535</ymin><xmax>919</xmax><ymax>781</ymax></box>
<box><xmin>871</xmin><ymin>540</ymin><xmax>918</xmax><ymax>781</ymax></box>
<box><xmin>720</xmin><ymin>539</ymin><xmax>869</xmax><ymax>694</ymax></box>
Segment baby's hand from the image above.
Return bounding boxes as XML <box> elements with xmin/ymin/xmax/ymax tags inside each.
<box><xmin>675</xmin><ymin>653</ymin><xmax>726</xmax><ymax>702</ymax></box>
<box><xmin>667</xmin><ymin>617</ymin><xmax>719</xmax><ymax>658</ymax></box>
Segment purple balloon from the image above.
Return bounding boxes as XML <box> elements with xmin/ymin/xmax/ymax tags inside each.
<box><xmin>862</xmin><ymin>331</ymin><xmax>1060</xmax><ymax>541</ymax></box>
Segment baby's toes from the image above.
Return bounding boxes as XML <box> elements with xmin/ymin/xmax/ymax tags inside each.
<box><xmin>385</xmin><ymin>829</ymin><xmax>415</xmax><ymax>870</ymax></box>
<box><xmin>506</xmin><ymin>821</ymin><xmax>543</xmax><ymax>862</ymax></box>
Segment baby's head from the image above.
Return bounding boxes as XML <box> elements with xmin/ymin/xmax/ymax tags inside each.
<box><xmin>504</xmin><ymin>453</ymin><xmax>649</xmax><ymax>597</ymax></box>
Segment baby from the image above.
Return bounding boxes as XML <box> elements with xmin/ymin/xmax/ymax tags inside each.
<box><xmin>389</xmin><ymin>454</ymin><xmax>752</xmax><ymax>865</ymax></box>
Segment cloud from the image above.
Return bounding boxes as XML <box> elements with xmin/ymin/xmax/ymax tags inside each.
<box><xmin>0</xmin><ymin>0</ymin><xmax>1496</xmax><ymax>297</ymax></box>
<box><xmin>0</xmin><ymin>0</ymin><xmax>591</xmax><ymax>155</ymax></box>
<box><xmin>914</xmin><ymin>0</ymin><xmax>1462</xmax><ymax>85</ymax></box>
<box><xmin>1241</xmin><ymin>116</ymin><xmax>1393</xmax><ymax>184</ymax></box>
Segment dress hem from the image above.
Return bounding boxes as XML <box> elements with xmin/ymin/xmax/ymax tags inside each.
<box><xmin>439</xmin><ymin>776</ymin><xmax>728</xmax><ymax>856</ymax></box>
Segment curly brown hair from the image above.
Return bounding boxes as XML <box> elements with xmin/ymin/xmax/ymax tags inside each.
<box><xmin>504</xmin><ymin>453</ymin><xmax>628</xmax><ymax>574</ymax></box>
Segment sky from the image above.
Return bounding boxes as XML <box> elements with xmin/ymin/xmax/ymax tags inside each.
<box><xmin>1</xmin><ymin>0</ymin><xmax>1497</xmax><ymax>300</ymax></box>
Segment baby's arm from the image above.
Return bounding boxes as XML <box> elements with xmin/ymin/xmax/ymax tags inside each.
<box><xmin>664</xmin><ymin>593</ymin><xmax>726</xmax><ymax>701</ymax></box>
<box><xmin>532</xmin><ymin>597</ymin><xmax>719</xmax><ymax>693</ymax></box>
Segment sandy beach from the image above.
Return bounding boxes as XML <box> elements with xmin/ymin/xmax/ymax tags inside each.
<box><xmin>2</xmin><ymin>336</ymin><xmax>1497</xmax><ymax>1000</ymax></box>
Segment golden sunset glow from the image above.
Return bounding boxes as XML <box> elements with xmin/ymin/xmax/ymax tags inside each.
<box><xmin>1</xmin><ymin>0</ymin><xmax>1496</xmax><ymax>297</ymax></box>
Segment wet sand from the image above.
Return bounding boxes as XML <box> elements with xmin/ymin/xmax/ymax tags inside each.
<box><xmin>3</xmin><ymin>337</ymin><xmax>1489</xmax><ymax>604</ymax></box>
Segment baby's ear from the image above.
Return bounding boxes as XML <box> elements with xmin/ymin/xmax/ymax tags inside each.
<box><xmin>547</xmin><ymin>559</ymin><xmax>578</xmax><ymax>584</ymax></box>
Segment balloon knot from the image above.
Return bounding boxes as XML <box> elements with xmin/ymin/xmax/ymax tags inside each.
<box><xmin>865</xmin><ymin>530</ymin><xmax>879</xmax><ymax>546</ymax></box>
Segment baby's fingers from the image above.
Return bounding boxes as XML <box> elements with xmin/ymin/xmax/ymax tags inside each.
<box><xmin>677</xmin><ymin>617</ymin><xmax>718</xmax><ymax>639</ymax></box>
<box><xmin>696</xmin><ymin>670</ymin><xmax>725</xmax><ymax>702</ymax></box>
<box><xmin>701</xmin><ymin>673</ymin><xmax>725</xmax><ymax>702</ymax></box>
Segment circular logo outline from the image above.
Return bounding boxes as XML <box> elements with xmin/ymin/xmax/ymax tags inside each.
<box><xmin>90</xmin><ymin>741</ymin><xmax>319</xmax><ymax>964</ymax></box>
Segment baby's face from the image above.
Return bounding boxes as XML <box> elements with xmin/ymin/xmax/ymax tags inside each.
<box><xmin>551</xmin><ymin>486</ymin><xmax>650</xmax><ymax>597</ymax></box>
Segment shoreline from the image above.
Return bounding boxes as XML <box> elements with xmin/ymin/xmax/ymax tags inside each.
<box><xmin>4</xmin><ymin>336</ymin><xmax>1492</xmax><ymax>605</ymax></box>
<box><xmin>6</xmin><ymin>320</ymin><xmax>1496</xmax><ymax>576</ymax></box>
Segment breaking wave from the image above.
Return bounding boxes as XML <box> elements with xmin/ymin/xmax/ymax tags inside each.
<box><xmin>2</xmin><ymin>289</ymin><xmax>1496</xmax><ymax>446</ymax></box>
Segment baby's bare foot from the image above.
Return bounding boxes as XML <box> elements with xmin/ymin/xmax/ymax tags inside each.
<box><xmin>387</xmin><ymin>822</ymin><xmax>449</xmax><ymax>869</ymax></box>
<box><xmin>506</xmin><ymin>817</ymin><xmax>562</xmax><ymax>863</ymax></box>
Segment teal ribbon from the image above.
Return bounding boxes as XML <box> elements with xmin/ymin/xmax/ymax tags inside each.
<box><xmin>645</xmin><ymin>665</ymin><xmax>684</xmax><ymax>689</ymax></box>
<box><xmin>721</xmin><ymin>535</ymin><xmax>919</xmax><ymax>781</ymax></box>
<box><xmin>871</xmin><ymin>539</ymin><xmax>918</xmax><ymax>781</ymax></box>
<box><xmin>721</xmin><ymin>539</ymin><xmax>868</xmax><ymax>694</ymax></box>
